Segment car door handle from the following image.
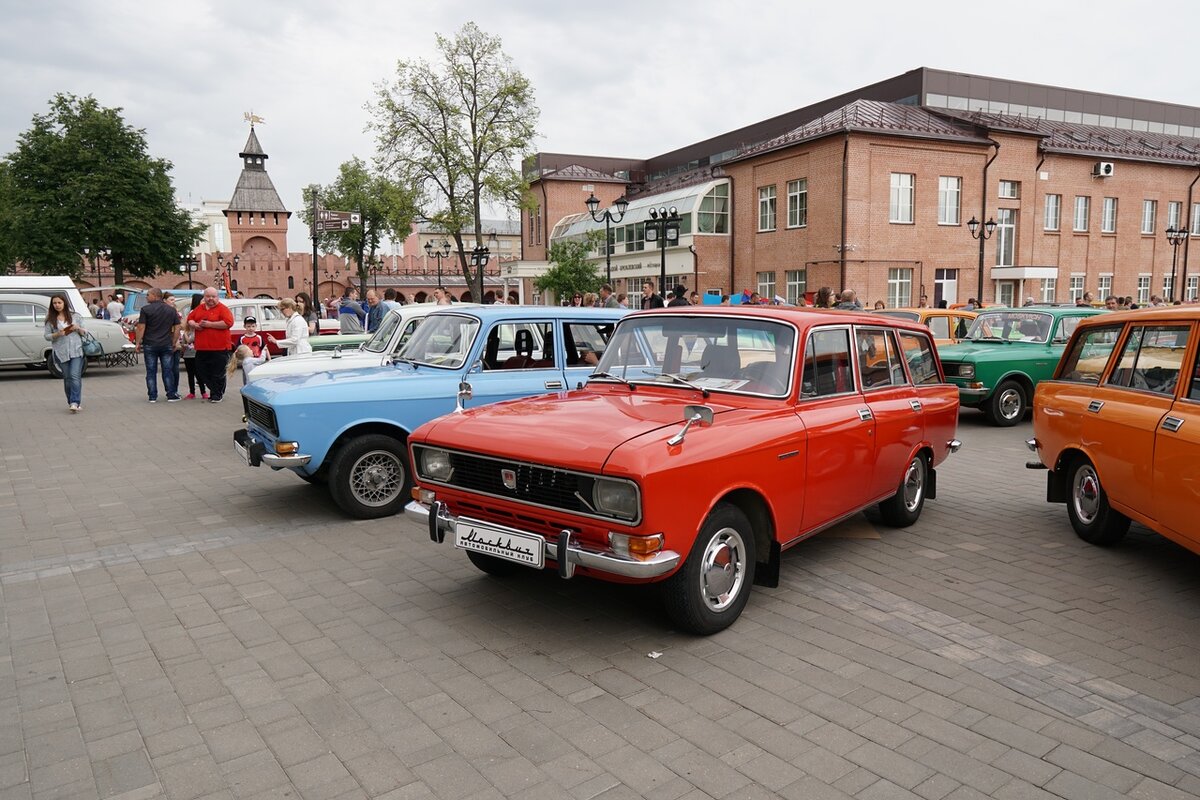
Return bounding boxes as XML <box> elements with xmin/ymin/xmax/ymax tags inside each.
<box><xmin>1087</xmin><ymin>400</ymin><xmax>1105</xmax><ymax>413</ymax></box>
<box><xmin>857</xmin><ymin>408</ymin><xmax>873</xmax><ymax>421</ymax></box>
<box><xmin>909</xmin><ymin>400</ymin><xmax>922</xmax><ymax>411</ymax></box>
<box><xmin>1162</xmin><ymin>416</ymin><xmax>1185</xmax><ymax>432</ymax></box>
<box><xmin>545</xmin><ymin>380</ymin><xmax>563</xmax><ymax>389</ymax></box>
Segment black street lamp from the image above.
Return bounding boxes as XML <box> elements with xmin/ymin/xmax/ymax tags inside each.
<box><xmin>178</xmin><ymin>255</ymin><xmax>199</xmax><ymax>290</ymax></box>
<box><xmin>645</xmin><ymin>206</ymin><xmax>681</xmax><ymax>302</ymax></box>
<box><xmin>967</xmin><ymin>216</ymin><xmax>997</xmax><ymax>305</ymax></box>
<box><xmin>1166</xmin><ymin>225</ymin><xmax>1187</xmax><ymax>302</ymax></box>
<box><xmin>585</xmin><ymin>193</ymin><xmax>630</xmax><ymax>286</ymax></box>
<box><xmin>424</xmin><ymin>239</ymin><xmax>452</xmax><ymax>288</ymax></box>
<box><xmin>214</xmin><ymin>252</ymin><xmax>240</xmax><ymax>294</ymax></box>
<box><xmin>83</xmin><ymin>246</ymin><xmax>110</xmax><ymax>295</ymax></box>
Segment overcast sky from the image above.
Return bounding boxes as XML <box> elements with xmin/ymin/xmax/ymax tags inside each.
<box><xmin>2</xmin><ymin>0</ymin><xmax>1197</xmax><ymax>252</ymax></box>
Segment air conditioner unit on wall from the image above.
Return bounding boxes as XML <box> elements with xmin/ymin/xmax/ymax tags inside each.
<box><xmin>1093</xmin><ymin>161</ymin><xmax>1115</xmax><ymax>177</ymax></box>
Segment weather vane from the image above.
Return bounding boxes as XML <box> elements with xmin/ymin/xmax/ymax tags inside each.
<box><xmin>243</xmin><ymin>111</ymin><xmax>265</xmax><ymax>127</ymax></box>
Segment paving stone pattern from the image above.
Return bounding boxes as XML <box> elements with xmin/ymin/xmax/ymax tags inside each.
<box><xmin>0</xmin><ymin>366</ymin><xmax>1197</xmax><ymax>799</ymax></box>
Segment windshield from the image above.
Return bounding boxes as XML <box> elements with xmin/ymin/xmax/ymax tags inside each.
<box><xmin>395</xmin><ymin>313</ymin><xmax>479</xmax><ymax>368</ymax></box>
<box><xmin>594</xmin><ymin>315</ymin><xmax>796</xmax><ymax>396</ymax></box>
<box><xmin>964</xmin><ymin>311</ymin><xmax>1052</xmax><ymax>344</ymax></box>
<box><xmin>364</xmin><ymin>310</ymin><xmax>403</xmax><ymax>353</ymax></box>
<box><xmin>876</xmin><ymin>310</ymin><xmax>919</xmax><ymax>322</ymax></box>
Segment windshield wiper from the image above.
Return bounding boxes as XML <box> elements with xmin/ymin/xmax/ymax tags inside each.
<box><xmin>395</xmin><ymin>356</ymin><xmax>420</xmax><ymax>368</ymax></box>
<box><xmin>588</xmin><ymin>371</ymin><xmax>636</xmax><ymax>390</ymax></box>
<box><xmin>660</xmin><ymin>373</ymin><xmax>710</xmax><ymax>398</ymax></box>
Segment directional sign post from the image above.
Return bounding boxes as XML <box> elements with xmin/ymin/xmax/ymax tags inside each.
<box><xmin>311</xmin><ymin>199</ymin><xmax>363</xmax><ymax>294</ymax></box>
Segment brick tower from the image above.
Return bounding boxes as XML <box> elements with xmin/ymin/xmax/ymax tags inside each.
<box><xmin>225</xmin><ymin>124</ymin><xmax>290</xmax><ymax>256</ymax></box>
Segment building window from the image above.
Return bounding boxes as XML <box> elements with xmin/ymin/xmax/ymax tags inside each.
<box><xmin>1069</xmin><ymin>275</ymin><xmax>1085</xmax><ymax>303</ymax></box>
<box><xmin>625</xmin><ymin>222</ymin><xmax>645</xmax><ymax>252</ymax></box>
<box><xmin>535</xmin><ymin>206</ymin><xmax>542</xmax><ymax>245</ymax></box>
<box><xmin>1188</xmin><ymin>275</ymin><xmax>1199</xmax><ymax>301</ymax></box>
<box><xmin>1041</xmin><ymin>278</ymin><xmax>1057</xmax><ymax>303</ymax></box>
<box><xmin>1164</xmin><ymin>276</ymin><xmax>1174</xmax><ymax>299</ymax></box>
<box><xmin>1142</xmin><ymin>200</ymin><xmax>1157</xmax><ymax>234</ymax></box>
<box><xmin>1168</xmin><ymin>201</ymin><xmax>1183</xmax><ymax>230</ymax></box>
<box><xmin>287</xmin><ymin>276</ymin><xmax>294</xmax><ymax>290</ymax></box>
<box><xmin>1044</xmin><ymin>194</ymin><xmax>1061</xmax><ymax>231</ymax></box>
<box><xmin>786</xmin><ymin>179</ymin><xmax>808</xmax><ymax>228</ymax></box>
<box><xmin>1191</xmin><ymin>203</ymin><xmax>1200</xmax><ymax>235</ymax></box>
<box><xmin>999</xmin><ymin>180</ymin><xmax>1020</xmax><ymax>199</ymax></box>
<box><xmin>890</xmin><ymin>173</ymin><xmax>914</xmax><ymax>223</ymax></box>
<box><xmin>698</xmin><ymin>184</ymin><xmax>729</xmax><ymax>233</ymax></box>
<box><xmin>1098</xmin><ymin>275</ymin><xmax>1112</xmax><ymax>299</ymax></box>
<box><xmin>1073</xmin><ymin>196</ymin><xmax>1090</xmax><ymax>232</ymax></box>
<box><xmin>887</xmin><ymin>268</ymin><xmax>913</xmax><ymax>308</ymax></box>
<box><xmin>756</xmin><ymin>271</ymin><xmax>776</xmax><ymax>298</ymax></box>
<box><xmin>938</xmin><ymin>177</ymin><xmax>961</xmax><ymax>225</ymax></box>
<box><xmin>758</xmin><ymin>186</ymin><xmax>777</xmax><ymax>232</ymax></box>
<box><xmin>1137</xmin><ymin>275</ymin><xmax>1151</xmax><ymax>304</ymax></box>
<box><xmin>996</xmin><ymin>208</ymin><xmax>1017</xmax><ymax>266</ymax></box>
<box><xmin>785</xmin><ymin>269</ymin><xmax>806</xmax><ymax>304</ymax></box>
<box><xmin>1101</xmin><ymin>198</ymin><xmax>1118</xmax><ymax>233</ymax></box>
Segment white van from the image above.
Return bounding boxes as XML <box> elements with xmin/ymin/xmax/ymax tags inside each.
<box><xmin>0</xmin><ymin>276</ymin><xmax>93</xmax><ymax>317</ymax></box>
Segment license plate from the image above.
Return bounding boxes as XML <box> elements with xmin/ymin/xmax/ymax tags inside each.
<box><xmin>454</xmin><ymin>518</ymin><xmax>545</xmax><ymax>569</ymax></box>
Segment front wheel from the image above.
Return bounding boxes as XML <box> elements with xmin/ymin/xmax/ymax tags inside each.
<box><xmin>1067</xmin><ymin>457</ymin><xmax>1130</xmax><ymax>545</ymax></box>
<box><xmin>661</xmin><ymin>503</ymin><xmax>756</xmax><ymax>635</ymax></box>
<box><xmin>328</xmin><ymin>434</ymin><xmax>411</xmax><ymax>519</ymax></box>
<box><xmin>985</xmin><ymin>380</ymin><xmax>1026</xmax><ymax>427</ymax></box>
<box><xmin>878</xmin><ymin>453</ymin><xmax>927</xmax><ymax>527</ymax></box>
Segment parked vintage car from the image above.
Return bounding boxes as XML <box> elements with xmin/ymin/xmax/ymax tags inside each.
<box><xmin>406</xmin><ymin>307</ymin><xmax>961</xmax><ymax>634</ymax></box>
<box><xmin>157</xmin><ymin>297</ymin><xmax>339</xmax><ymax>355</ymax></box>
<box><xmin>937</xmin><ymin>306</ymin><xmax>1106</xmax><ymax>426</ymax></box>
<box><xmin>872</xmin><ymin>307</ymin><xmax>977</xmax><ymax>348</ymax></box>
<box><xmin>245</xmin><ymin>304</ymin><xmax>473</xmax><ymax>382</ymax></box>
<box><xmin>1028</xmin><ymin>306</ymin><xmax>1200</xmax><ymax>555</ymax></box>
<box><xmin>234</xmin><ymin>305</ymin><xmax>627</xmax><ymax>518</ymax></box>
<box><xmin>0</xmin><ymin>293</ymin><xmax>134</xmax><ymax>377</ymax></box>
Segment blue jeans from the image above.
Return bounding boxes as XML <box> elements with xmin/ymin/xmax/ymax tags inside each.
<box><xmin>144</xmin><ymin>345</ymin><xmax>179</xmax><ymax>400</ymax></box>
<box><xmin>60</xmin><ymin>355</ymin><xmax>83</xmax><ymax>406</ymax></box>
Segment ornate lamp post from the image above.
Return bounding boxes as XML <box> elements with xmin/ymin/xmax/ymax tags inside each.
<box><xmin>214</xmin><ymin>252</ymin><xmax>240</xmax><ymax>294</ymax></box>
<box><xmin>585</xmin><ymin>193</ymin><xmax>629</xmax><ymax>286</ymax></box>
<box><xmin>967</xmin><ymin>216</ymin><xmax>997</xmax><ymax>306</ymax></box>
<box><xmin>645</xmin><ymin>206</ymin><xmax>681</xmax><ymax>302</ymax></box>
<box><xmin>1166</xmin><ymin>225</ymin><xmax>1187</xmax><ymax>302</ymax></box>
<box><xmin>424</xmin><ymin>239</ymin><xmax>452</xmax><ymax>288</ymax></box>
<box><xmin>178</xmin><ymin>255</ymin><xmax>199</xmax><ymax>290</ymax></box>
<box><xmin>83</xmin><ymin>246</ymin><xmax>110</xmax><ymax>296</ymax></box>
<box><xmin>469</xmin><ymin>232</ymin><xmax>498</xmax><ymax>297</ymax></box>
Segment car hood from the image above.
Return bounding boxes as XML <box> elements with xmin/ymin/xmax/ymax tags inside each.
<box><xmin>417</xmin><ymin>389</ymin><xmax>744</xmax><ymax>472</ymax></box>
<box><xmin>249</xmin><ymin>350</ymin><xmax>383</xmax><ymax>379</ymax></box>
<box><xmin>938</xmin><ymin>340</ymin><xmax>1047</xmax><ymax>360</ymax></box>
<box><xmin>243</xmin><ymin>362</ymin><xmax>447</xmax><ymax>404</ymax></box>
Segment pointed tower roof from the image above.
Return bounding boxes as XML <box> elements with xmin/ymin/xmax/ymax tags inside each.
<box><xmin>228</xmin><ymin>126</ymin><xmax>288</xmax><ymax>213</ymax></box>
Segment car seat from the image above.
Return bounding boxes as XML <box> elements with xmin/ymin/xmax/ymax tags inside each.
<box><xmin>700</xmin><ymin>344</ymin><xmax>740</xmax><ymax>378</ymax></box>
<box><xmin>502</xmin><ymin>329</ymin><xmax>535</xmax><ymax>369</ymax></box>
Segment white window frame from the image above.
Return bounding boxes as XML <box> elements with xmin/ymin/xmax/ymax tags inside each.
<box><xmin>1098</xmin><ymin>275</ymin><xmax>1112</xmax><ymax>299</ymax></box>
<box><xmin>1164</xmin><ymin>275</ymin><xmax>1175</xmax><ymax>299</ymax></box>
<box><xmin>1168</xmin><ymin>200</ymin><xmax>1183</xmax><ymax>230</ymax></box>
<box><xmin>758</xmin><ymin>186</ymin><xmax>777</xmax><ymax>232</ymax></box>
<box><xmin>1073</xmin><ymin>196</ymin><xmax>1090</xmax><ymax>232</ymax></box>
<box><xmin>996</xmin><ymin>208</ymin><xmax>1017</xmax><ymax>267</ymax></box>
<box><xmin>786</xmin><ymin>179</ymin><xmax>807</xmax><ymax>228</ymax></box>
<box><xmin>1044</xmin><ymin>194</ymin><xmax>1061</xmax><ymax>231</ymax></box>
<box><xmin>889</xmin><ymin>173</ymin><xmax>914</xmax><ymax>224</ymax></box>
<box><xmin>1040</xmin><ymin>278</ymin><xmax>1057</xmax><ymax>303</ymax></box>
<box><xmin>1191</xmin><ymin>202</ymin><xmax>1200</xmax><ymax>236</ymax></box>
<box><xmin>1101</xmin><ymin>198</ymin><xmax>1118</xmax><ymax>233</ymax></box>
<box><xmin>938</xmin><ymin>176</ymin><xmax>961</xmax><ymax>225</ymax></box>
<box><xmin>1069</xmin><ymin>275</ymin><xmax>1085</xmax><ymax>303</ymax></box>
<box><xmin>1142</xmin><ymin>200</ymin><xmax>1157</xmax><ymax>234</ymax></box>
<box><xmin>998</xmin><ymin>180</ymin><xmax>1021</xmax><ymax>199</ymax></box>
<box><xmin>756</xmin><ymin>271</ymin><xmax>776</xmax><ymax>298</ymax></box>
<box><xmin>1188</xmin><ymin>275</ymin><xmax>1199</xmax><ymax>301</ymax></box>
<box><xmin>785</xmin><ymin>269</ymin><xmax>806</xmax><ymax>305</ymax></box>
<box><xmin>887</xmin><ymin>268</ymin><xmax>913</xmax><ymax>308</ymax></box>
<box><xmin>1137</xmin><ymin>275</ymin><xmax>1151</xmax><ymax>304</ymax></box>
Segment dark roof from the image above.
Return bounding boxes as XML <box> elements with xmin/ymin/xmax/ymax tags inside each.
<box><xmin>239</xmin><ymin>128</ymin><xmax>266</xmax><ymax>158</ymax></box>
<box><xmin>535</xmin><ymin>163</ymin><xmax>626</xmax><ymax>183</ymax></box>
<box><xmin>732</xmin><ymin>100</ymin><xmax>992</xmax><ymax>162</ymax></box>
<box><xmin>228</xmin><ymin>129</ymin><xmax>287</xmax><ymax>213</ymax></box>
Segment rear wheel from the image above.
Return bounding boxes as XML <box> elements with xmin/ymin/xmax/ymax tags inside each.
<box><xmin>662</xmin><ymin>503</ymin><xmax>756</xmax><ymax>635</ymax></box>
<box><xmin>46</xmin><ymin>354</ymin><xmax>61</xmax><ymax>378</ymax></box>
<box><xmin>985</xmin><ymin>380</ymin><xmax>1026</xmax><ymax>427</ymax></box>
<box><xmin>1067</xmin><ymin>457</ymin><xmax>1130</xmax><ymax>545</ymax></box>
<box><xmin>328</xmin><ymin>434</ymin><xmax>411</xmax><ymax>519</ymax></box>
<box><xmin>878</xmin><ymin>453</ymin><xmax>927</xmax><ymax>527</ymax></box>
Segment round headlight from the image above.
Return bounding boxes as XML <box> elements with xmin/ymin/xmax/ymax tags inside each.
<box><xmin>593</xmin><ymin>478</ymin><xmax>638</xmax><ymax>520</ymax></box>
<box><xmin>420</xmin><ymin>448</ymin><xmax>453</xmax><ymax>481</ymax></box>
<box><xmin>960</xmin><ymin>364</ymin><xmax>975</xmax><ymax>379</ymax></box>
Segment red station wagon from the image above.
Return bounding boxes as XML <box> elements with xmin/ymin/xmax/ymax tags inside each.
<box><xmin>406</xmin><ymin>307</ymin><xmax>961</xmax><ymax>634</ymax></box>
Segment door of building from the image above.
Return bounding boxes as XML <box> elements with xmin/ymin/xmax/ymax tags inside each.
<box><xmin>934</xmin><ymin>269</ymin><xmax>958</xmax><ymax>306</ymax></box>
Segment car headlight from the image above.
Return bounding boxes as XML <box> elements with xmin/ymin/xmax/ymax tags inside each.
<box><xmin>420</xmin><ymin>448</ymin><xmax>453</xmax><ymax>481</ymax></box>
<box><xmin>959</xmin><ymin>364</ymin><xmax>974</xmax><ymax>379</ymax></box>
<box><xmin>593</xmin><ymin>478</ymin><xmax>638</xmax><ymax>520</ymax></box>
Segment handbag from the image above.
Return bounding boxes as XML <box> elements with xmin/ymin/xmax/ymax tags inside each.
<box><xmin>79</xmin><ymin>330</ymin><xmax>103</xmax><ymax>357</ymax></box>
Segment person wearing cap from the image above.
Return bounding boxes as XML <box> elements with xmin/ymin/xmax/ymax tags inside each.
<box><xmin>237</xmin><ymin>316</ymin><xmax>272</xmax><ymax>361</ymax></box>
<box><xmin>668</xmin><ymin>285</ymin><xmax>690</xmax><ymax>307</ymax></box>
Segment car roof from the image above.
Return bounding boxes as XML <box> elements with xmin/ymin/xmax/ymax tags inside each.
<box><xmin>973</xmin><ymin>306</ymin><xmax>1107</xmax><ymax>317</ymax></box>
<box><xmin>428</xmin><ymin>305</ymin><xmax>628</xmax><ymax>320</ymax></box>
<box><xmin>627</xmin><ymin>305</ymin><xmax>935</xmax><ymax>335</ymax></box>
<box><xmin>1073</xmin><ymin>304</ymin><xmax>1200</xmax><ymax>327</ymax></box>
<box><xmin>0</xmin><ymin>293</ymin><xmax>52</xmax><ymax>305</ymax></box>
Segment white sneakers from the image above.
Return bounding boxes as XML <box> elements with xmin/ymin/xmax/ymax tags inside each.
<box><xmin>69</xmin><ymin>403</ymin><xmax>80</xmax><ymax>413</ymax></box>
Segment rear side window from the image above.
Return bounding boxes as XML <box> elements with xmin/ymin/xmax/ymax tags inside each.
<box><xmin>0</xmin><ymin>302</ymin><xmax>38</xmax><ymax>324</ymax></box>
<box><xmin>1059</xmin><ymin>325</ymin><xmax>1122</xmax><ymax>384</ymax></box>
<box><xmin>856</xmin><ymin>328</ymin><xmax>908</xmax><ymax>389</ymax></box>
<box><xmin>926</xmin><ymin>316</ymin><xmax>949</xmax><ymax>340</ymax></box>
<box><xmin>897</xmin><ymin>331</ymin><xmax>941</xmax><ymax>385</ymax></box>
<box><xmin>801</xmin><ymin>328</ymin><xmax>853</xmax><ymax>397</ymax></box>
<box><xmin>1106</xmin><ymin>325</ymin><xmax>1190</xmax><ymax>396</ymax></box>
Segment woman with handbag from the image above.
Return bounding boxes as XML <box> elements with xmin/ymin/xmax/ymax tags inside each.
<box><xmin>43</xmin><ymin>292</ymin><xmax>87</xmax><ymax>413</ymax></box>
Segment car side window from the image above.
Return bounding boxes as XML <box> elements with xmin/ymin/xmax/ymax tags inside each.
<box><xmin>1059</xmin><ymin>325</ymin><xmax>1121</xmax><ymax>384</ymax></box>
<box><xmin>857</xmin><ymin>328</ymin><xmax>907</xmax><ymax>389</ymax></box>
<box><xmin>260</xmin><ymin>305</ymin><xmax>282</xmax><ymax>322</ymax></box>
<box><xmin>1190</xmin><ymin>340</ymin><xmax>1200</xmax><ymax>402</ymax></box>
<box><xmin>1055</xmin><ymin>316</ymin><xmax>1083</xmax><ymax>343</ymax></box>
<box><xmin>897</xmin><ymin>331</ymin><xmax>941</xmax><ymax>385</ymax></box>
<box><xmin>801</xmin><ymin>328</ymin><xmax>853</xmax><ymax>398</ymax></box>
<box><xmin>485</xmin><ymin>322</ymin><xmax>554</xmax><ymax>370</ymax></box>
<box><xmin>391</xmin><ymin>320</ymin><xmax>422</xmax><ymax>354</ymax></box>
<box><xmin>565</xmin><ymin>322</ymin><xmax>613</xmax><ymax>367</ymax></box>
<box><xmin>926</xmin><ymin>316</ymin><xmax>949</xmax><ymax>340</ymax></box>
<box><xmin>0</xmin><ymin>302</ymin><xmax>37</xmax><ymax>324</ymax></box>
<box><xmin>1106</xmin><ymin>325</ymin><xmax>1189</xmax><ymax>395</ymax></box>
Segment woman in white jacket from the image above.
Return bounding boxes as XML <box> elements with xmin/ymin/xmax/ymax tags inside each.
<box><xmin>276</xmin><ymin>297</ymin><xmax>313</xmax><ymax>356</ymax></box>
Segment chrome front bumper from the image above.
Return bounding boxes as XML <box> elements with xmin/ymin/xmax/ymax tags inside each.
<box><xmin>233</xmin><ymin>428</ymin><xmax>312</xmax><ymax>469</ymax></box>
<box><xmin>406</xmin><ymin>499</ymin><xmax>681</xmax><ymax>581</ymax></box>
<box><xmin>957</xmin><ymin>386</ymin><xmax>989</xmax><ymax>401</ymax></box>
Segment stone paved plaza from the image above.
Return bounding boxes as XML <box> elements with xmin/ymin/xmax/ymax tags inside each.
<box><xmin>1</xmin><ymin>363</ymin><xmax>1198</xmax><ymax>800</ymax></box>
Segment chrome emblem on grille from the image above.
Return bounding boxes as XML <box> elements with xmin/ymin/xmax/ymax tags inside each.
<box><xmin>501</xmin><ymin>469</ymin><xmax>516</xmax><ymax>490</ymax></box>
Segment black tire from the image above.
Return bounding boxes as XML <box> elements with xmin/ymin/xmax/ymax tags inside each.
<box><xmin>985</xmin><ymin>380</ymin><xmax>1026</xmax><ymax>427</ymax></box>
<box><xmin>466</xmin><ymin>550</ymin><xmax>524</xmax><ymax>577</ymax></box>
<box><xmin>46</xmin><ymin>354</ymin><xmax>61</xmax><ymax>379</ymax></box>
<box><xmin>661</xmin><ymin>503</ymin><xmax>756</xmax><ymax>635</ymax></box>
<box><xmin>878</xmin><ymin>453</ymin><xmax>927</xmax><ymax>527</ymax></box>
<box><xmin>328</xmin><ymin>434</ymin><xmax>411</xmax><ymax>519</ymax></box>
<box><xmin>1066</xmin><ymin>457</ymin><xmax>1130</xmax><ymax>545</ymax></box>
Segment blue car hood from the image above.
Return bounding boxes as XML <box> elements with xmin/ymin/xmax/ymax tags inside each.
<box><xmin>242</xmin><ymin>362</ymin><xmax>449</xmax><ymax>405</ymax></box>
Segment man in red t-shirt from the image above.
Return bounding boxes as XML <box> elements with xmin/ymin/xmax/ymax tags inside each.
<box><xmin>186</xmin><ymin>287</ymin><xmax>235</xmax><ymax>403</ymax></box>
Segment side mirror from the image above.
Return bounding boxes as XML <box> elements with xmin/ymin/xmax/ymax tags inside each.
<box><xmin>468</xmin><ymin>359</ymin><xmax>484</xmax><ymax>374</ymax></box>
<box><xmin>454</xmin><ymin>381</ymin><xmax>473</xmax><ymax>413</ymax></box>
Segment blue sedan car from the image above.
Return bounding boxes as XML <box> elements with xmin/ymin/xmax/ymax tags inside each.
<box><xmin>234</xmin><ymin>305</ymin><xmax>626</xmax><ymax>518</ymax></box>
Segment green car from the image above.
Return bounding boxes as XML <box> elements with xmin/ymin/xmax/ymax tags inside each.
<box><xmin>937</xmin><ymin>306</ymin><xmax>1107</xmax><ymax>426</ymax></box>
<box><xmin>309</xmin><ymin>332</ymin><xmax>370</xmax><ymax>352</ymax></box>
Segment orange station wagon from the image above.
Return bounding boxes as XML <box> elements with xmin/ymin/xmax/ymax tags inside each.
<box><xmin>406</xmin><ymin>307</ymin><xmax>961</xmax><ymax>634</ymax></box>
<box><xmin>1029</xmin><ymin>306</ymin><xmax>1200</xmax><ymax>555</ymax></box>
<box><xmin>872</xmin><ymin>307</ymin><xmax>978</xmax><ymax>348</ymax></box>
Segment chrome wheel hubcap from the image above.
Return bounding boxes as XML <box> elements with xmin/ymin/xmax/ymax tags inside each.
<box><xmin>902</xmin><ymin>457</ymin><xmax>925</xmax><ymax>512</ymax></box>
<box><xmin>1073</xmin><ymin>465</ymin><xmax>1100</xmax><ymax>524</ymax></box>
<box><xmin>700</xmin><ymin>527</ymin><xmax>747</xmax><ymax>612</ymax></box>
<box><xmin>998</xmin><ymin>388</ymin><xmax>1022</xmax><ymax>419</ymax></box>
<box><xmin>350</xmin><ymin>451</ymin><xmax>403</xmax><ymax>507</ymax></box>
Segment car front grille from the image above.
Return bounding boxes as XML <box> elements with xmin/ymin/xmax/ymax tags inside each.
<box><xmin>941</xmin><ymin>361</ymin><xmax>963</xmax><ymax>378</ymax></box>
<box><xmin>244</xmin><ymin>397</ymin><xmax>278</xmax><ymax>437</ymax></box>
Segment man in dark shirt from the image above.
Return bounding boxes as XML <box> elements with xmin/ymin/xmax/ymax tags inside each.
<box><xmin>641</xmin><ymin>281</ymin><xmax>665</xmax><ymax>309</ymax></box>
<box><xmin>668</xmin><ymin>285</ymin><xmax>690</xmax><ymax>307</ymax></box>
<box><xmin>135</xmin><ymin>287</ymin><xmax>182</xmax><ymax>402</ymax></box>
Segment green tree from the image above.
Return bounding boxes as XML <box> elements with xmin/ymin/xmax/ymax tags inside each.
<box><xmin>0</xmin><ymin>94</ymin><xmax>201</xmax><ymax>284</ymax></box>
<box><xmin>371</xmin><ymin>21</ymin><xmax>538</xmax><ymax>302</ymax></box>
<box><xmin>298</xmin><ymin>158</ymin><xmax>415</xmax><ymax>290</ymax></box>
<box><xmin>535</xmin><ymin>233</ymin><xmax>603</xmax><ymax>303</ymax></box>
<box><xmin>0</xmin><ymin>163</ymin><xmax>17</xmax><ymax>274</ymax></box>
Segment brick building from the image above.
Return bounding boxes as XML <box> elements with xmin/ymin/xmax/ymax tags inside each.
<box><xmin>525</xmin><ymin>68</ymin><xmax>1200</xmax><ymax>308</ymax></box>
